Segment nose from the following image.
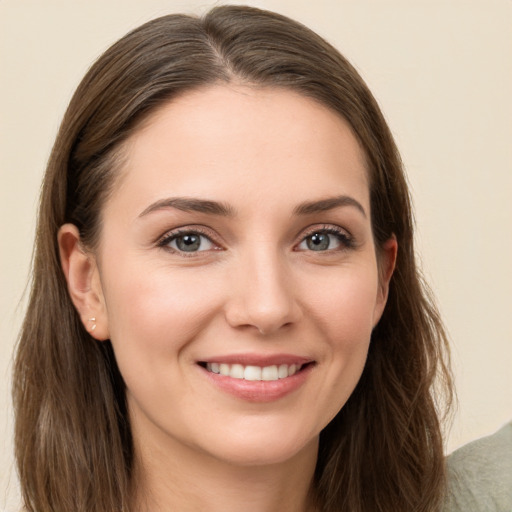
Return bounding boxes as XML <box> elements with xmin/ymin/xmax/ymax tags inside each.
<box><xmin>224</xmin><ymin>248</ymin><xmax>302</xmax><ymax>335</ymax></box>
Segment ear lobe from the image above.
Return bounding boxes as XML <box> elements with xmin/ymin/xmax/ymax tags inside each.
<box><xmin>58</xmin><ymin>224</ymin><xmax>109</xmax><ymax>340</ymax></box>
<box><xmin>373</xmin><ymin>235</ymin><xmax>398</xmax><ymax>327</ymax></box>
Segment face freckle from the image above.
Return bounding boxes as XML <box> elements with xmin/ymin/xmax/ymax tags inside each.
<box><xmin>96</xmin><ymin>85</ymin><xmax>394</xmax><ymax>469</ymax></box>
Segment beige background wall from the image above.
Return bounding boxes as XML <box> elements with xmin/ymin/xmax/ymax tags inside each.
<box><xmin>1</xmin><ymin>0</ymin><xmax>511</xmax><ymax>509</ymax></box>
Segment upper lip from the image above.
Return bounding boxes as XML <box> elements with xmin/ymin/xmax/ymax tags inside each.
<box><xmin>197</xmin><ymin>353</ymin><xmax>315</xmax><ymax>367</ymax></box>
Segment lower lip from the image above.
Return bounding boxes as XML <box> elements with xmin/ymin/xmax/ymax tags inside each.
<box><xmin>199</xmin><ymin>364</ymin><xmax>314</xmax><ymax>402</ymax></box>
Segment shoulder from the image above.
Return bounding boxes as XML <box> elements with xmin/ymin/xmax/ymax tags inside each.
<box><xmin>443</xmin><ymin>421</ymin><xmax>512</xmax><ymax>512</ymax></box>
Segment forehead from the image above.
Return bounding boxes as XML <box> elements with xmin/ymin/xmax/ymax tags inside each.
<box><xmin>109</xmin><ymin>85</ymin><xmax>369</xmax><ymax>217</ymax></box>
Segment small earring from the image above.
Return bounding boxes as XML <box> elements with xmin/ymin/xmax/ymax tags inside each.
<box><xmin>88</xmin><ymin>317</ymin><xmax>97</xmax><ymax>332</ymax></box>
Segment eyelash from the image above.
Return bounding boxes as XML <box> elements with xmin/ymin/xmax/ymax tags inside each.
<box><xmin>157</xmin><ymin>227</ymin><xmax>220</xmax><ymax>257</ymax></box>
<box><xmin>156</xmin><ymin>224</ymin><xmax>354</xmax><ymax>256</ymax></box>
<box><xmin>297</xmin><ymin>225</ymin><xmax>355</xmax><ymax>252</ymax></box>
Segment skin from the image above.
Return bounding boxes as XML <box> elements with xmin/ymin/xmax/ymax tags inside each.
<box><xmin>59</xmin><ymin>85</ymin><xmax>396</xmax><ymax>512</ymax></box>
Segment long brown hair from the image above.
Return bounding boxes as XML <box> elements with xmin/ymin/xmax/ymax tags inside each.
<box><xmin>13</xmin><ymin>5</ymin><xmax>453</xmax><ymax>511</ymax></box>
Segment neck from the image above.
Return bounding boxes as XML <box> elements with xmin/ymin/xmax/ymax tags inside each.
<box><xmin>131</xmin><ymin>425</ymin><xmax>319</xmax><ymax>512</ymax></box>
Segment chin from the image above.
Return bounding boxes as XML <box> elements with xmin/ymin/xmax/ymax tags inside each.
<box><xmin>195</xmin><ymin>425</ymin><xmax>319</xmax><ymax>468</ymax></box>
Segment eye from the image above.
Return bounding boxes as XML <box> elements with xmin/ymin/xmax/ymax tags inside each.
<box><xmin>297</xmin><ymin>228</ymin><xmax>353</xmax><ymax>252</ymax></box>
<box><xmin>159</xmin><ymin>230</ymin><xmax>217</xmax><ymax>253</ymax></box>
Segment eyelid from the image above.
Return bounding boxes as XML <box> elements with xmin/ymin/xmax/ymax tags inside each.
<box><xmin>294</xmin><ymin>224</ymin><xmax>354</xmax><ymax>251</ymax></box>
<box><xmin>156</xmin><ymin>225</ymin><xmax>223</xmax><ymax>254</ymax></box>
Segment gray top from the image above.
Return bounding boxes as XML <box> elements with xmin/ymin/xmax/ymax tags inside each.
<box><xmin>444</xmin><ymin>422</ymin><xmax>512</xmax><ymax>511</ymax></box>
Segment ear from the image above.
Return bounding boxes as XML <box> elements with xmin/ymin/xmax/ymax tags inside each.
<box><xmin>58</xmin><ymin>224</ymin><xmax>109</xmax><ymax>341</ymax></box>
<box><xmin>372</xmin><ymin>235</ymin><xmax>398</xmax><ymax>327</ymax></box>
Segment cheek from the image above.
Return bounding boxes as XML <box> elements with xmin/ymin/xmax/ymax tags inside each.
<box><xmin>100</xmin><ymin>262</ymin><xmax>224</xmax><ymax>366</ymax></box>
<box><xmin>304</xmin><ymin>267</ymin><xmax>379</xmax><ymax>417</ymax></box>
<box><xmin>100</xmin><ymin>263</ymin><xmax>229</xmax><ymax>430</ymax></box>
<box><xmin>305</xmin><ymin>264</ymin><xmax>380</xmax><ymax>344</ymax></box>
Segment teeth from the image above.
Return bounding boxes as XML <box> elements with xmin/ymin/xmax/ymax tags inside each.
<box><xmin>278</xmin><ymin>364</ymin><xmax>288</xmax><ymax>379</ymax></box>
<box><xmin>244</xmin><ymin>365</ymin><xmax>261</xmax><ymax>381</ymax></box>
<box><xmin>230</xmin><ymin>364</ymin><xmax>244</xmax><ymax>379</ymax></box>
<box><xmin>261</xmin><ymin>365</ymin><xmax>278</xmax><ymax>381</ymax></box>
<box><xmin>205</xmin><ymin>362</ymin><xmax>303</xmax><ymax>381</ymax></box>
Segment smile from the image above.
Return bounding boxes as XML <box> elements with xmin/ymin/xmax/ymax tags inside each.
<box><xmin>205</xmin><ymin>362</ymin><xmax>302</xmax><ymax>381</ymax></box>
<box><xmin>197</xmin><ymin>355</ymin><xmax>315</xmax><ymax>402</ymax></box>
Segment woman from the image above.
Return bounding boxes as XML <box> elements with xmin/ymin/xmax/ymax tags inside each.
<box><xmin>13</xmin><ymin>5</ymin><xmax>453</xmax><ymax>512</ymax></box>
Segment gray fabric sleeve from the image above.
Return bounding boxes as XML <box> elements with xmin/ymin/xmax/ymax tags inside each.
<box><xmin>443</xmin><ymin>422</ymin><xmax>512</xmax><ymax>512</ymax></box>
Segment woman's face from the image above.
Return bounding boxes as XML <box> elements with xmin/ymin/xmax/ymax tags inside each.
<box><xmin>90</xmin><ymin>85</ymin><xmax>395</xmax><ymax>466</ymax></box>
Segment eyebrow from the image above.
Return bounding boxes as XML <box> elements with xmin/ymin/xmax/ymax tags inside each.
<box><xmin>138</xmin><ymin>194</ymin><xmax>366</xmax><ymax>219</ymax></box>
<box><xmin>293</xmin><ymin>195</ymin><xmax>367</xmax><ymax>218</ymax></box>
<box><xmin>139</xmin><ymin>197</ymin><xmax>235</xmax><ymax>218</ymax></box>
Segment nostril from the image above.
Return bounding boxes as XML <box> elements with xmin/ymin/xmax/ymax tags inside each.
<box><xmin>255</xmin><ymin>320</ymin><xmax>295</xmax><ymax>336</ymax></box>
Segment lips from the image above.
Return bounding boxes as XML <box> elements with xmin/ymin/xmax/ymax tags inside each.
<box><xmin>197</xmin><ymin>355</ymin><xmax>315</xmax><ymax>402</ymax></box>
